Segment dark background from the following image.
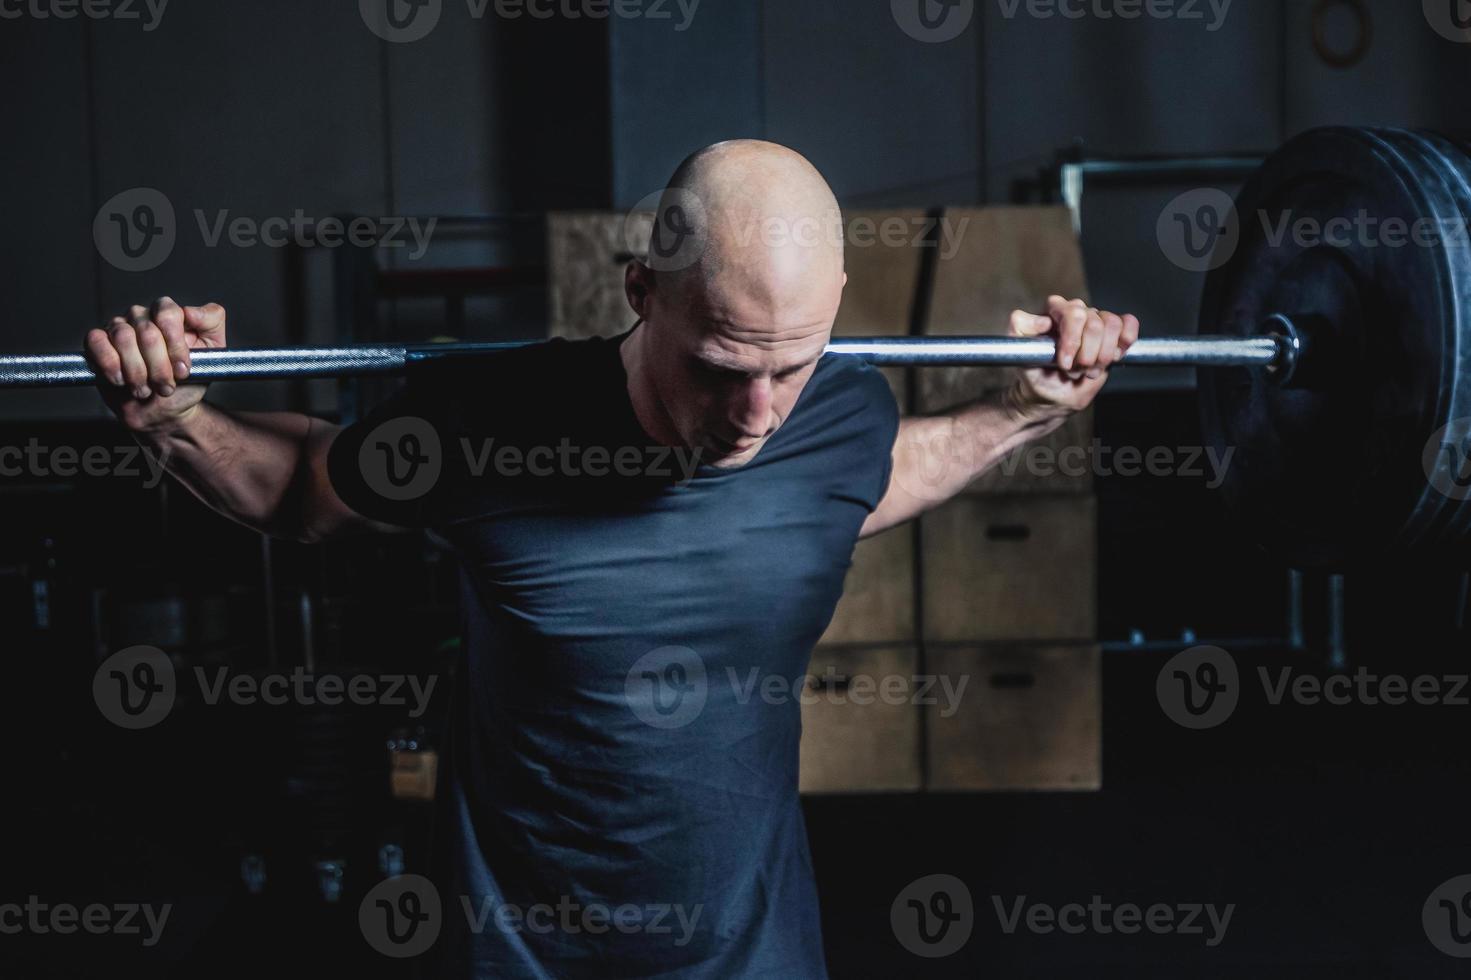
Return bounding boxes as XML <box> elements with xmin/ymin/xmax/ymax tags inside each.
<box><xmin>2</xmin><ymin>1</ymin><xmax>1470</xmax><ymax>977</ymax></box>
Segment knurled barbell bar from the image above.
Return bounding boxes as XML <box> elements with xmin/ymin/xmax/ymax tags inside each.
<box><xmin>3</xmin><ymin>127</ymin><xmax>1468</xmax><ymax>569</ymax></box>
<box><xmin>0</xmin><ymin>332</ymin><xmax>1294</xmax><ymax>386</ymax></box>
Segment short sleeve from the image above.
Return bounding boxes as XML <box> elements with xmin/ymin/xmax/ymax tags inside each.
<box><xmin>856</xmin><ymin>362</ymin><xmax>902</xmax><ymax>512</ymax></box>
<box><xmin>326</xmin><ymin>370</ymin><xmax>452</xmax><ymax>529</ymax></box>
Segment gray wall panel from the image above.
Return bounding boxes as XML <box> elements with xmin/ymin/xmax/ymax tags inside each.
<box><xmin>762</xmin><ymin>0</ymin><xmax>981</xmax><ymax>205</ymax></box>
<box><xmin>1284</xmin><ymin>0</ymin><xmax>1471</xmax><ymax>135</ymax></box>
<box><xmin>984</xmin><ymin>1</ymin><xmax>1284</xmax><ymax>200</ymax></box>
<box><xmin>0</xmin><ymin>19</ymin><xmax>102</xmax><ymax>419</ymax></box>
<box><xmin>87</xmin><ymin>3</ymin><xmax>388</xmax><ymax>411</ymax></box>
<box><xmin>610</xmin><ymin>7</ymin><xmax>763</xmax><ymax>207</ymax></box>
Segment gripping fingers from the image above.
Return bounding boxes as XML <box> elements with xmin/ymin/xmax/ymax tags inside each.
<box><xmin>1077</xmin><ymin>308</ymin><xmax>1106</xmax><ymax>376</ymax></box>
<box><xmin>1119</xmin><ymin>313</ymin><xmax>1140</xmax><ymax>359</ymax></box>
<box><xmin>126</xmin><ymin>304</ymin><xmax>183</xmax><ymax>397</ymax></box>
<box><xmin>1094</xmin><ymin>312</ymin><xmax>1124</xmax><ymax>377</ymax></box>
<box><xmin>183</xmin><ymin>302</ymin><xmax>227</xmax><ymax>349</ymax></box>
<box><xmin>136</xmin><ymin>320</ymin><xmax>176</xmax><ymax>397</ymax></box>
<box><xmin>1047</xmin><ymin>296</ymin><xmax>1090</xmax><ymax>371</ymax></box>
<box><xmin>1009</xmin><ymin>309</ymin><xmax>1053</xmax><ymax>337</ymax></box>
<box><xmin>85</xmin><ymin>328</ymin><xmax>124</xmax><ymax>387</ymax></box>
<box><xmin>151</xmin><ymin>296</ymin><xmax>193</xmax><ymax>381</ymax></box>
<box><xmin>111</xmin><ymin>318</ymin><xmax>149</xmax><ymax>398</ymax></box>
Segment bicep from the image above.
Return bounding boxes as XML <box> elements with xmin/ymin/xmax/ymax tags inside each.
<box><xmin>304</xmin><ymin>420</ymin><xmax>413</xmax><ymax>539</ymax></box>
<box><xmin>859</xmin><ymin>416</ymin><xmax>961</xmax><ymax>539</ymax></box>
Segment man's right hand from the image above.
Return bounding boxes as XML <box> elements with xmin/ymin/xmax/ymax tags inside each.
<box><xmin>85</xmin><ymin>298</ymin><xmax>227</xmax><ymax>433</ymax></box>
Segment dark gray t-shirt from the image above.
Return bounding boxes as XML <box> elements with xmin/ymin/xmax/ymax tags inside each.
<box><xmin>329</xmin><ymin>330</ymin><xmax>899</xmax><ymax>978</ymax></box>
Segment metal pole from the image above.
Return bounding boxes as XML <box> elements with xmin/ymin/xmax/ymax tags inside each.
<box><xmin>0</xmin><ymin>334</ymin><xmax>1287</xmax><ymax>388</ymax></box>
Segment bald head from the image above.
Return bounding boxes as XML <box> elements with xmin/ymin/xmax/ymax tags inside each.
<box><xmin>651</xmin><ymin>140</ymin><xmax>846</xmax><ymax>306</ymax></box>
<box><xmin>622</xmin><ymin>140</ymin><xmax>849</xmax><ymax>469</ymax></box>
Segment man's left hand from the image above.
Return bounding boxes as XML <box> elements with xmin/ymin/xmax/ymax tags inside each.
<box><xmin>1007</xmin><ymin>295</ymin><xmax>1139</xmax><ymax>421</ymax></box>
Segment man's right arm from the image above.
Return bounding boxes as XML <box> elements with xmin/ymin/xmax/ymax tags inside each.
<box><xmin>85</xmin><ymin>297</ymin><xmax>400</xmax><ymax>543</ymax></box>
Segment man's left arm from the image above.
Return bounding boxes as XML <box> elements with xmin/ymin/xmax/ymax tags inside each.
<box><xmin>860</xmin><ymin>296</ymin><xmax>1139</xmax><ymax>539</ymax></box>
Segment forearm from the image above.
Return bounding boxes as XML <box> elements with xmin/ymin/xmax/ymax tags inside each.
<box><xmin>135</xmin><ymin>402</ymin><xmax>340</xmax><ymax>541</ymax></box>
<box><xmin>861</xmin><ymin>388</ymin><xmax>1068</xmax><ymax>537</ymax></box>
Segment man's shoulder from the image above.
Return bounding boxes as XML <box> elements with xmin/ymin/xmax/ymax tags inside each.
<box><xmin>405</xmin><ymin>333</ymin><xmax>625</xmax><ymax>418</ymax></box>
<box><xmin>410</xmin><ymin>333</ymin><xmax>619</xmax><ymax>385</ymax></box>
<box><xmin>805</xmin><ymin>352</ymin><xmax>900</xmax><ymax>428</ymax></box>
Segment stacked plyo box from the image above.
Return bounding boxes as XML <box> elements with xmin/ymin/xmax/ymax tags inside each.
<box><xmin>545</xmin><ymin>207</ymin><xmax>1101</xmax><ymax>795</ymax></box>
<box><xmin>799</xmin><ymin>211</ymin><xmax>924</xmax><ymax>793</ymax></box>
<box><xmin>806</xmin><ymin>207</ymin><xmax>1102</xmax><ymax>794</ymax></box>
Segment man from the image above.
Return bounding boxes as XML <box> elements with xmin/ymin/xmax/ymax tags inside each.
<box><xmin>85</xmin><ymin>140</ymin><xmax>1136</xmax><ymax>977</ymax></box>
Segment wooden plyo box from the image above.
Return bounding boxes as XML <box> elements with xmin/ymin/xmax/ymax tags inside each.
<box><xmin>798</xmin><ymin>645</ymin><xmax>923</xmax><ymax>794</ymax></box>
<box><xmin>926</xmin><ymin>643</ymin><xmax>1101</xmax><ymax>792</ymax></box>
<box><xmin>921</xmin><ymin>494</ymin><xmax>1097</xmax><ymax>643</ymax></box>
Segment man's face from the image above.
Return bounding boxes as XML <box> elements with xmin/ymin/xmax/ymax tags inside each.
<box><xmin>640</xmin><ymin>269</ymin><xmax>842</xmax><ymax>468</ymax></box>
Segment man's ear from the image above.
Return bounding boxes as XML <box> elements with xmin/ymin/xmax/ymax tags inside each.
<box><xmin>625</xmin><ymin>260</ymin><xmax>653</xmax><ymax>318</ymax></box>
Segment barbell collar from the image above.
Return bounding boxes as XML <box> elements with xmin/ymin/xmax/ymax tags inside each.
<box><xmin>0</xmin><ymin>331</ymin><xmax>1293</xmax><ymax>389</ymax></box>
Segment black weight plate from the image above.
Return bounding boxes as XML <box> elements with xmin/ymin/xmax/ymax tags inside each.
<box><xmin>1198</xmin><ymin>127</ymin><xmax>1471</xmax><ymax>568</ymax></box>
<box><xmin>1382</xmin><ymin>130</ymin><xmax>1471</xmax><ymax>551</ymax></box>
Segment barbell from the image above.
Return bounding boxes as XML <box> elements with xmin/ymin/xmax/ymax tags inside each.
<box><xmin>5</xmin><ymin>127</ymin><xmax>1468</xmax><ymax>568</ymax></box>
<box><xmin>0</xmin><ymin>333</ymin><xmax>1290</xmax><ymax>385</ymax></box>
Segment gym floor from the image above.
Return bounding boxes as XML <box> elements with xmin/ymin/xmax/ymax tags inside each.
<box><xmin>4</xmin><ymin>2</ymin><xmax>1471</xmax><ymax>978</ymax></box>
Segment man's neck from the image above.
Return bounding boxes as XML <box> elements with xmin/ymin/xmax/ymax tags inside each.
<box><xmin>620</xmin><ymin>323</ymin><xmax>683</xmax><ymax>449</ymax></box>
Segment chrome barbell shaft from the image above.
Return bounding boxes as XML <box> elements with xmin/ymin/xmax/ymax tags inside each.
<box><xmin>0</xmin><ymin>335</ymin><xmax>1287</xmax><ymax>388</ymax></box>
